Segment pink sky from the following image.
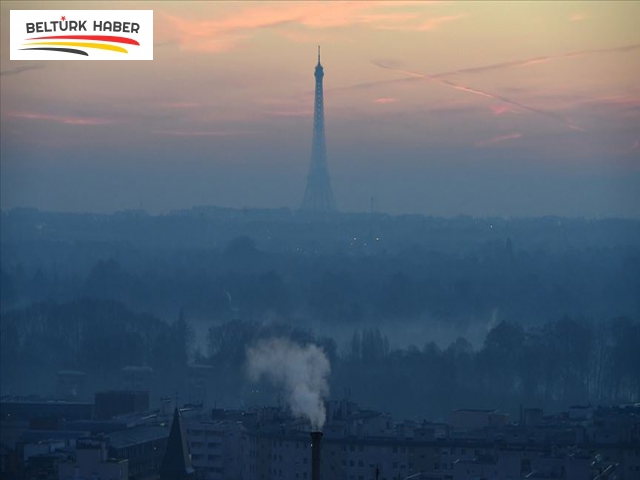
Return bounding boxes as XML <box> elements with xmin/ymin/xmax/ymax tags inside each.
<box><xmin>1</xmin><ymin>1</ymin><xmax>639</xmax><ymax>216</ymax></box>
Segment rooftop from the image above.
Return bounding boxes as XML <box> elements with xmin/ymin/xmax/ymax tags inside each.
<box><xmin>108</xmin><ymin>425</ymin><xmax>169</xmax><ymax>450</ymax></box>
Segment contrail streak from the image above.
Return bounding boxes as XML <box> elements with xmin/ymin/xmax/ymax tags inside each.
<box><xmin>431</xmin><ymin>43</ymin><xmax>640</xmax><ymax>78</ymax></box>
<box><xmin>329</xmin><ymin>43</ymin><xmax>640</xmax><ymax>93</ymax></box>
<box><xmin>372</xmin><ymin>62</ymin><xmax>584</xmax><ymax>131</ymax></box>
<box><xmin>475</xmin><ymin>133</ymin><xmax>522</xmax><ymax>148</ymax></box>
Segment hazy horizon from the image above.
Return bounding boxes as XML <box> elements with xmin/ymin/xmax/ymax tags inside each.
<box><xmin>2</xmin><ymin>203</ymin><xmax>640</xmax><ymax>221</ymax></box>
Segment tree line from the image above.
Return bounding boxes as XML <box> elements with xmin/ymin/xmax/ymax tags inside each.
<box><xmin>2</xmin><ymin>233</ymin><xmax>638</xmax><ymax>326</ymax></box>
<box><xmin>2</xmin><ymin>298</ymin><xmax>638</xmax><ymax>419</ymax></box>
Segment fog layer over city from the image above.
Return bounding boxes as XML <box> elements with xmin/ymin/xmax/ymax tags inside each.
<box><xmin>1</xmin><ymin>208</ymin><xmax>638</xmax><ymax>420</ymax></box>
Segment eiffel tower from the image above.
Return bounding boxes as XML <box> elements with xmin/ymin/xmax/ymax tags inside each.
<box><xmin>301</xmin><ymin>46</ymin><xmax>337</xmax><ymax>212</ymax></box>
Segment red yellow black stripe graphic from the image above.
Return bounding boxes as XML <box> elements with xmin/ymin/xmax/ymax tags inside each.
<box><xmin>21</xmin><ymin>35</ymin><xmax>139</xmax><ymax>56</ymax></box>
<box><xmin>19</xmin><ymin>47</ymin><xmax>88</xmax><ymax>56</ymax></box>
<box><xmin>27</xmin><ymin>35</ymin><xmax>140</xmax><ymax>45</ymax></box>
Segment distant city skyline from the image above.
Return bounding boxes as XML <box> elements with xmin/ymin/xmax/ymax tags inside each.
<box><xmin>1</xmin><ymin>1</ymin><xmax>639</xmax><ymax>217</ymax></box>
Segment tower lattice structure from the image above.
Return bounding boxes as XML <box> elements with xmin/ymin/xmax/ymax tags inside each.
<box><xmin>302</xmin><ymin>46</ymin><xmax>337</xmax><ymax>212</ymax></box>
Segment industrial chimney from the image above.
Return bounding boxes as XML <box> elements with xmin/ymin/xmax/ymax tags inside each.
<box><xmin>310</xmin><ymin>431</ymin><xmax>323</xmax><ymax>480</ymax></box>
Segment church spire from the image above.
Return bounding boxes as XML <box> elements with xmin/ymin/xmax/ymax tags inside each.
<box><xmin>159</xmin><ymin>408</ymin><xmax>194</xmax><ymax>479</ymax></box>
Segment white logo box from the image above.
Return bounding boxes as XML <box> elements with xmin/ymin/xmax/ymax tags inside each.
<box><xmin>10</xmin><ymin>10</ymin><xmax>153</xmax><ymax>60</ymax></box>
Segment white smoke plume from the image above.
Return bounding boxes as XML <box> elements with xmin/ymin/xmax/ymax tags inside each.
<box><xmin>246</xmin><ymin>338</ymin><xmax>330</xmax><ymax>430</ymax></box>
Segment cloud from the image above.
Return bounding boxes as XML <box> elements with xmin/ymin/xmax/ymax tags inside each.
<box><xmin>576</xmin><ymin>95</ymin><xmax>640</xmax><ymax>119</ymax></box>
<box><xmin>159</xmin><ymin>5</ymin><xmax>335</xmax><ymax>53</ymax></box>
<box><xmin>159</xmin><ymin>3</ymin><xmax>464</xmax><ymax>52</ymax></box>
<box><xmin>156</xmin><ymin>102</ymin><xmax>200</xmax><ymax>109</ymax></box>
<box><xmin>583</xmin><ymin>95</ymin><xmax>640</xmax><ymax>108</ymax></box>
<box><xmin>358</xmin><ymin>12</ymin><xmax>418</xmax><ymax>24</ymax></box>
<box><xmin>372</xmin><ymin>58</ymin><xmax>405</xmax><ymax>69</ymax></box>
<box><xmin>417</xmin><ymin>14</ymin><xmax>465</xmax><ymax>30</ymax></box>
<box><xmin>153</xmin><ymin>39</ymin><xmax>177</xmax><ymax>48</ymax></box>
<box><xmin>611</xmin><ymin>140</ymin><xmax>640</xmax><ymax>155</ymax></box>
<box><xmin>372</xmin><ymin>61</ymin><xmax>584</xmax><ymax>131</ymax></box>
<box><xmin>334</xmin><ymin>43</ymin><xmax>640</xmax><ymax>96</ymax></box>
<box><xmin>277</xmin><ymin>29</ymin><xmax>343</xmax><ymax>44</ymax></box>
<box><xmin>431</xmin><ymin>43</ymin><xmax>640</xmax><ymax>78</ymax></box>
<box><xmin>152</xmin><ymin>129</ymin><xmax>249</xmax><ymax>137</ymax></box>
<box><xmin>426</xmin><ymin>103</ymin><xmax>480</xmax><ymax>115</ymax></box>
<box><xmin>7</xmin><ymin>111</ymin><xmax>115</xmax><ymax>125</ymax></box>
<box><xmin>376</xmin><ymin>14</ymin><xmax>465</xmax><ymax>31</ymax></box>
<box><xmin>570</xmin><ymin>13</ymin><xmax>588</xmax><ymax>22</ymax></box>
<box><xmin>475</xmin><ymin>133</ymin><xmax>522</xmax><ymax>148</ymax></box>
<box><xmin>490</xmin><ymin>104</ymin><xmax>519</xmax><ymax>116</ymax></box>
<box><xmin>0</xmin><ymin>64</ymin><xmax>44</xmax><ymax>76</ymax></box>
<box><xmin>373</xmin><ymin>97</ymin><xmax>397</xmax><ymax>104</ymax></box>
<box><xmin>329</xmin><ymin>77</ymin><xmax>417</xmax><ymax>96</ymax></box>
<box><xmin>267</xmin><ymin>109</ymin><xmax>313</xmax><ymax>117</ymax></box>
<box><xmin>531</xmin><ymin>94</ymin><xmax>640</xmax><ymax>118</ymax></box>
